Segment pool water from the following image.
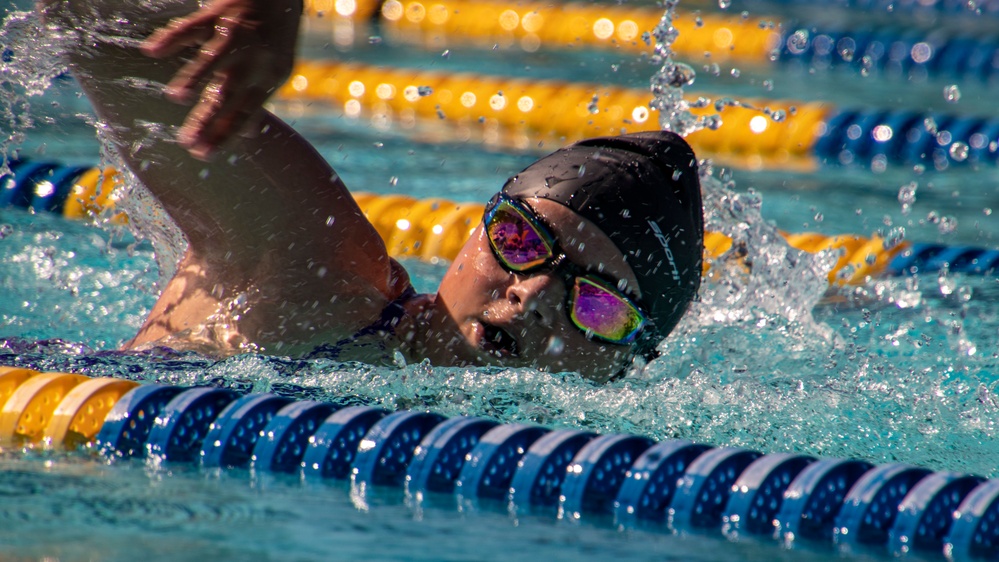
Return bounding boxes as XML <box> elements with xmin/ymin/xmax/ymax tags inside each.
<box><xmin>1</xmin><ymin>0</ymin><xmax>998</xmax><ymax>559</ymax></box>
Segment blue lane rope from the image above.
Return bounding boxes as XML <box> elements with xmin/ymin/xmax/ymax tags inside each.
<box><xmin>86</xmin><ymin>383</ymin><xmax>999</xmax><ymax>559</ymax></box>
<box><xmin>761</xmin><ymin>0</ymin><xmax>999</xmax><ymax>18</ymax></box>
<box><xmin>776</xmin><ymin>25</ymin><xmax>999</xmax><ymax>81</ymax></box>
<box><xmin>887</xmin><ymin>244</ymin><xmax>999</xmax><ymax>276</ymax></box>
<box><xmin>811</xmin><ymin>108</ymin><xmax>999</xmax><ymax>166</ymax></box>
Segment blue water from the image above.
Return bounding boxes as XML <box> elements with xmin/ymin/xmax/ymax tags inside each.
<box><xmin>1</xmin><ymin>0</ymin><xmax>999</xmax><ymax>560</ymax></box>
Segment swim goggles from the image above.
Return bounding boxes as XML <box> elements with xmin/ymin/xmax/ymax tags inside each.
<box><xmin>483</xmin><ymin>193</ymin><xmax>648</xmax><ymax>345</ymax></box>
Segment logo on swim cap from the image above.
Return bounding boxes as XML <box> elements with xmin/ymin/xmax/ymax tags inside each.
<box><xmin>647</xmin><ymin>220</ymin><xmax>681</xmax><ymax>284</ymax></box>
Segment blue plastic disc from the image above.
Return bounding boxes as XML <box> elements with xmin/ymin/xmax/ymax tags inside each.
<box><xmin>774</xmin><ymin>458</ymin><xmax>873</xmax><ymax>543</ymax></box>
<box><xmin>301</xmin><ymin>406</ymin><xmax>389</xmax><ymax>481</ymax></box>
<box><xmin>558</xmin><ymin>434</ymin><xmax>654</xmax><ymax>521</ymax></box>
<box><xmin>612</xmin><ymin>440</ymin><xmax>712</xmax><ymax>528</ymax></box>
<box><xmin>507</xmin><ymin>429</ymin><xmax>595</xmax><ymax>512</ymax></box>
<box><xmin>454</xmin><ymin>423</ymin><xmax>549</xmax><ymax>504</ymax></box>
<box><xmin>35</xmin><ymin>165</ymin><xmax>87</xmax><ymax>213</ymax></box>
<box><xmin>833</xmin><ymin>463</ymin><xmax>932</xmax><ymax>548</ymax></box>
<box><xmin>0</xmin><ymin>162</ymin><xmax>53</xmax><ymax>208</ymax></box>
<box><xmin>722</xmin><ymin>453</ymin><xmax>816</xmax><ymax>539</ymax></box>
<box><xmin>668</xmin><ymin>447</ymin><xmax>762</xmax><ymax>533</ymax></box>
<box><xmin>252</xmin><ymin>400</ymin><xmax>340</xmax><ymax>473</ymax></box>
<box><xmin>944</xmin><ymin>479</ymin><xmax>999</xmax><ymax>560</ymax></box>
<box><xmin>145</xmin><ymin>388</ymin><xmax>239</xmax><ymax>463</ymax></box>
<box><xmin>350</xmin><ymin>411</ymin><xmax>447</xmax><ymax>488</ymax></box>
<box><xmin>96</xmin><ymin>385</ymin><xmax>186</xmax><ymax>459</ymax></box>
<box><xmin>888</xmin><ymin>471</ymin><xmax>983</xmax><ymax>556</ymax></box>
<box><xmin>199</xmin><ymin>393</ymin><xmax>293</xmax><ymax>469</ymax></box>
<box><xmin>405</xmin><ymin>416</ymin><xmax>498</xmax><ymax>497</ymax></box>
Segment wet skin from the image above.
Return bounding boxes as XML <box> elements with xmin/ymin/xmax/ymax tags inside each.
<box><xmin>404</xmin><ymin>197</ymin><xmax>644</xmax><ymax>382</ymax></box>
<box><xmin>42</xmin><ymin>0</ymin><xmax>647</xmax><ymax>381</ymax></box>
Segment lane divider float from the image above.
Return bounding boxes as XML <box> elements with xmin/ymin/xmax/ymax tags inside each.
<box><xmin>278</xmin><ymin>60</ymin><xmax>999</xmax><ymax>170</ymax></box>
<box><xmin>2</xmin><ymin>159</ymin><xmax>997</xmax><ymax>283</ymax></box>
<box><xmin>304</xmin><ymin>0</ymin><xmax>999</xmax><ymax>83</ymax></box>
<box><xmin>0</xmin><ymin>364</ymin><xmax>998</xmax><ymax>560</ymax></box>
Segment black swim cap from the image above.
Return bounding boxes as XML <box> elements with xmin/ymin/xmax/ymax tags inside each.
<box><xmin>502</xmin><ymin>130</ymin><xmax>703</xmax><ymax>358</ymax></box>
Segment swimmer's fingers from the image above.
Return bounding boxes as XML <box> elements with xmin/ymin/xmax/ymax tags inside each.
<box><xmin>177</xmin><ymin>74</ymin><xmax>267</xmax><ymax>161</ymax></box>
<box><xmin>161</xmin><ymin>23</ymin><xmax>250</xmax><ymax>105</ymax></box>
<box><xmin>140</xmin><ymin>12</ymin><xmax>217</xmax><ymax>59</ymax></box>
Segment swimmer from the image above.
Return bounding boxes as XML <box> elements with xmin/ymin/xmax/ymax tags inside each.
<box><xmin>39</xmin><ymin>0</ymin><xmax>703</xmax><ymax>381</ymax></box>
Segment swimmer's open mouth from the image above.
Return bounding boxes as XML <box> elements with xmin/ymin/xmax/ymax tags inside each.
<box><xmin>480</xmin><ymin>322</ymin><xmax>520</xmax><ymax>358</ymax></box>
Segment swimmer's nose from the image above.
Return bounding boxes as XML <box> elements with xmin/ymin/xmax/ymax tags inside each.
<box><xmin>506</xmin><ymin>274</ymin><xmax>560</xmax><ymax>328</ymax></box>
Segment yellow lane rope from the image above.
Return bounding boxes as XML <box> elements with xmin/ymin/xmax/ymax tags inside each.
<box><xmin>279</xmin><ymin>60</ymin><xmax>829</xmax><ymax>171</ymax></box>
<box><xmin>302</xmin><ymin>0</ymin><xmax>782</xmax><ymax>63</ymax></box>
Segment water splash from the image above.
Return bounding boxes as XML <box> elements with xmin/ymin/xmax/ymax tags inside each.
<box><xmin>1</xmin><ymin>9</ymin><xmax>186</xmax><ymax>288</ymax></box>
<box><xmin>0</xmin><ymin>11</ymin><xmax>69</xmax><ymax>176</ymax></box>
<box><xmin>647</xmin><ymin>1</ymin><xmax>837</xmax><ymax>350</ymax></box>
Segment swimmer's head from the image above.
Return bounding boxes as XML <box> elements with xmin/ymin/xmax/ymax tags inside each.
<box><xmin>502</xmin><ymin>130</ymin><xmax>704</xmax><ymax>360</ymax></box>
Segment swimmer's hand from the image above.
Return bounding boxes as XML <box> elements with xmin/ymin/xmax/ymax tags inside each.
<box><xmin>140</xmin><ymin>0</ymin><xmax>302</xmax><ymax>160</ymax></box>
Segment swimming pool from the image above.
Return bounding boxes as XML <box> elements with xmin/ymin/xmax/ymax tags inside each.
<box><xmin>1</xmin><ymin>0</ymin><xmax>998</xmax><ymax>559</ymax></box>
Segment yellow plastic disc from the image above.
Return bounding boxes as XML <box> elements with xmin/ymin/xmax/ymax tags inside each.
<box><xmin>43</xmin><ymin>377</ymin><xmax>140</xmax><ymax>448</ymax></box>
<box><xmin>0</xmin><ymin>373</ymin><xmax>89</xmax><ymax>444</ymax></box>
<box><xmin>0</xmin><ymin>367</ymin><xmax>40</xmax><ymax>411</ymax></box>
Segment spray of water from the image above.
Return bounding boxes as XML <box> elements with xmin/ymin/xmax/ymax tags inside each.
<box><xmin>0</xmin><ymin>11</ymin><xmax>69</xmax><ymax>177</ymax></box>
<box><xmin>647</xmin><ymin>3</ymin><xmax>837</xmax><ymax>357</ymax></box>
<box><xmin>0</xmin><ymin>9</ymin><xmax>186</xmax><ymax>287</ymax></box>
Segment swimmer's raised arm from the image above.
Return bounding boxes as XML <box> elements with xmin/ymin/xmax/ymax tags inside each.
<box><xmin>41</xmin><ymin>0</ymin><xmax>410</xmax><ymax>354</ymax></box>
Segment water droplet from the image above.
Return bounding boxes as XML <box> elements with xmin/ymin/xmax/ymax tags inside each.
<box><xmin>730</xmin><ymin>68</ymin><xmax>741</xmax><ymax>78</ymax></box>
<box><xmin>949</xmin><ymin>142</ymin><xmax>969</xmax><ymax>162</ymax></box>
<box><xmin>545</xmin><ymin>336</ymin><xmax>565</xmax><ymax>355</ymax></box>
<box><xmin>937</xmin><ymin>216</ymin><xmax>958</xmax><ymax>235</ymax></box>
<box><xmin>943</xmin><ymin>84</ymin><xmax>961</xmax><ymax>103</ymax></box>
<box><xmin>762</xmin><ymin>79</ymin><xmax>774</xmax><ymax>91</ymax></box>
<box><xmin>668</xmin><ymin>63</ymin><xmax>697</xmax><ymax>87</ymax></box>
<box><xmin>368</xmin><ymin>36</ymin><xmax>383</xmax><ymax>44</ymax></box>
<box><xmin>441</xmin><ymin>49</ymin><xmax>450</xmax><ymax>58</ymax></box>
<box><xmin>417</xmin><ymin>85</ymin><xmax>433</xmax><ymax>96</ymax></box>
<box><xmin>897</xmin><ymin>181</ymin><xmax>917</xmax><ymax>214</ymax></box>
<box><xmin>957</xmin><ymin>285</ymin><xmax>973</xmax><ymax>302</ymax></box>
<box><xmin>787</xmin><ymin>30</ymin><xmax>809</xmax><ymax>54</ymax></box>
<box><xmin>389</xmin><ymin>176</ymin><xmax>399</xmax><ymax>186</ymax></box>
<box><xmin>938</xmin><ymin>273</ymin><xmax>956</xmax><ymax>296</ymax></box>
<box><xmin>718</xmin><ymin>0</ymin><xmax>731</xmax><ymax>8</ymax></box>
<box><xmin>770</xmin><ymin>110</ymin><xmax>786</xmax><ymax>123</ymax></box>
<box><xmin>702</xmin><ymin>114</ymin><xmax>723</xmax><ymax>130</ymax></box>
<box><xmin>883</xmin><ymin>227</ymin><xmax>906</xmax><ymax>250</ymax></box>
<box><xmin>588</xmin><ymin>95</ymin><xmax>600</xmax><ymax>114</ymax></box>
